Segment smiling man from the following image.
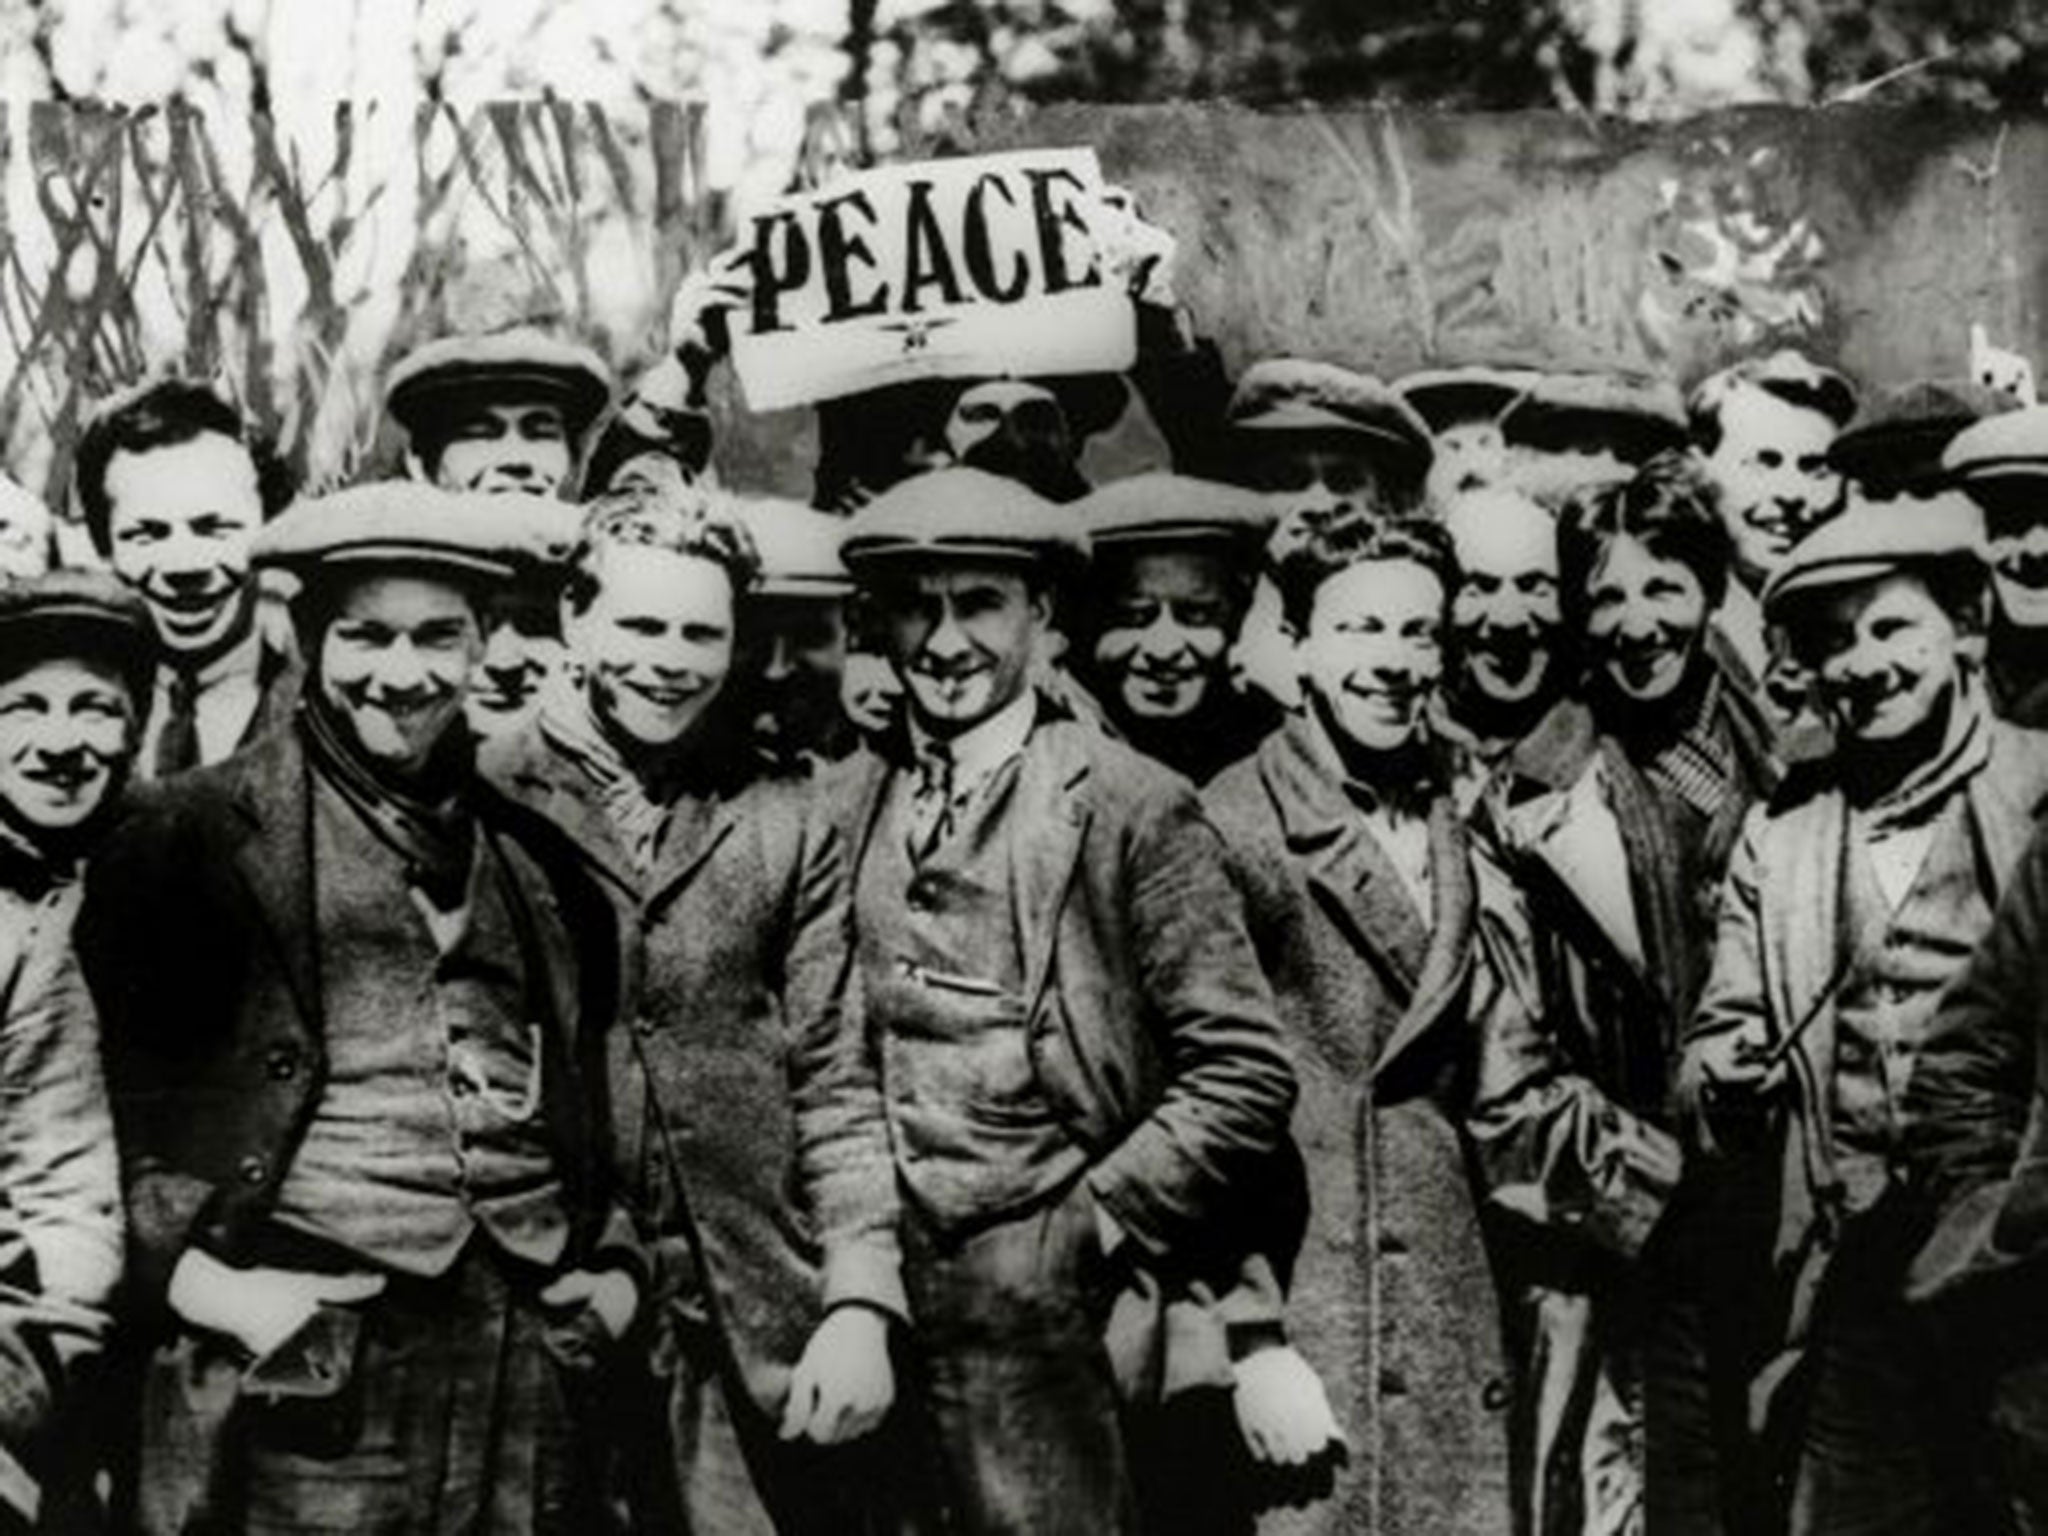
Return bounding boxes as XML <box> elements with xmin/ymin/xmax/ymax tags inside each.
<box><xmin>1074</xmin><ymin>472</ymin><xmax>1279</xmax><ymax>783</ymax></box>
<box><xmin>1678</xmin><ymin>489</ymin><xmax>2048</xmax><ymax>1533</ymax></box>
<box><xmin>1203</xmin><ymin>504</ymin><xmax>1527</xmax><ymax>1535</ymax></box>
<box><xmin>1943</xmin><ymin>403</ymin><xmax>2048</xmax><ymax>728</ymax></box>
<box><xmin>824</xmin><ymin>466</ymin><xmax>1296</xmax><ymax>1535</ymax></box>
<box><xmin>78</xmin><ymin>482</ymin><xmax>644</xmax><ymax>1534</ymax></box>
<box><xmin>74</xmin><ymin>379</ymin><xmax>298</xmax><ymax>780</ymax></box>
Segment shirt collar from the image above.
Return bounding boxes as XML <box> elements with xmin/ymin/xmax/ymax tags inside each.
<box><xmin>159</xmin><ymin>623</ymin><xmax>265</xmax><ymax>691</ymax></box>
<box><xmin>910</xmin><ymin>689</ymin><xmax>1037</xmax><ymax>787</ymax></box>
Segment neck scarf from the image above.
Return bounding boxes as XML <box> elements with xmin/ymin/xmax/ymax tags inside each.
<box><xmin>297</xmin><ymin>693</ymin><xmax>476</xmax><ymax>909</ymax></box>
<box><xmin>537</xmin><ymin>686</ymin><xmax>686</xmax><ymax>880</ymax></box>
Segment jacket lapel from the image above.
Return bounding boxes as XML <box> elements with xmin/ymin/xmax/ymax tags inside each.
<box><xmin>1373</xmin><ymin>798</ymin><xmax>1479</xmax><ymax>1084</ymax></box>
<box><xmin>645</xmin><ymin>792</ymin><xmax>743</xmax><ymax>914</ymax></box>
<box><xmin>223</xmin><ymin>730</ymin><xmax>321</xmax><ymax>1030</ymax></box>
<box><xmin>485</xmin><ymin>729</ymin><xmax>641</xmax><ymax>903</ymax></box>
<box><xmin>1759</xmin><ymin>788</ymin><xmax>1847</xmax><ymax>1155</ymax></box>
<box><xmin>1012</xmin><ymin>724</ymin><xmax>1091</xmax><ymax>1015</ymax></box>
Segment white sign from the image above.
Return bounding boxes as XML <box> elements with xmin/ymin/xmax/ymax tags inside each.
<box><xmin>727</xmin><ymin>149</ymin><xmax>1139</xmax><ymax>412</ymax></box>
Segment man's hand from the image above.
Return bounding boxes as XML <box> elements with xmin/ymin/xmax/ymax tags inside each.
<box><xmin>539</xmin><ymin>1268</ymin><xmax>640</xmax><ymax>1343</ymax></box>
<box><xmin>668</xmin><ymin>247</ymin><xmax>755</xmax><ymax>402</ymax></box>
<box><xmin>779</xmin><ymin>1304</ymin><xmax>895</xmax><ymax>1446</ymax></box>
<box><xmin>1232</xmin><ymin>1345</ymin><xmax>1347</xmax><ymax>1467</ymax></box>
<box><xmin>167</xmin><ymin>1249</ymin><xmax>385</xmax><ymax>1360</ymax></box>
<box><xmin>1689</xmin><ymin>1022</ymin><xmax>1785</xmax><ymax>1101</ymax></box>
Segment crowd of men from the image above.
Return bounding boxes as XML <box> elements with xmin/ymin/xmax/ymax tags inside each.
<box><xmin>7</xmin><ymin>244</ymin><xmax>2048</xmax><ymax>1536</ymax></box>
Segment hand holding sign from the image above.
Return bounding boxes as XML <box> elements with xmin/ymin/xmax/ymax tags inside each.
<box><xmin>670</xmin><ymin>246</ymin><xmax>756</xmax><ymax>404</ymax></box>
<box><xmin>711</xmin><ymin>149</ymin><xmax>1153</xmax><ymax>412</ymax></box>
<box><xmin>1097</xmin><ymin>184</ymin><xmax>1180</xmax><ymax>310</ymax></box>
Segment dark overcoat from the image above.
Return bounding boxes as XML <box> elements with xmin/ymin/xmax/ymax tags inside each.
<box><xmin>1204</xmin><ymin>715</ymin><xmax>1520</xmax><ymax>1536</ymax></box>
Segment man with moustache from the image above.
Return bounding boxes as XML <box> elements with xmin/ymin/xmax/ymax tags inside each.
<box><xmin>0</xmin><ymin>574</ymin><xmax>146</xmax><ymax>1532</ymax></box>
<box><xmin>1686</xmin><ymin>351</ymin><xmax>1857</xmax><ymax>713</ymax></box>
<box><xmin>825</xmin><ymin>466</ymin><xmax>1297</xmax><ymax>1535</ymax></box>
<box><xmin>1942</xmin><ymin>404</ymin><xmax>2048</xmax><ymax>727</ymax></box>
<box><xmin>74</xmin><ymin>379</ymin><xmax>299</xmax><ymax>779</ymax></box>
<box><xmin>78</xmin><ymin>484</ymin><xmax>645</xmax><ymax>1535</ymax></box>
<box><xmin>1073</xmin><ymin>472</ymin><xmax>1281</xmax><ymax>784</ymax></box>
<box><xmin>1204</xmin><ymin>504</ymin><xmax>1526</xmax><ymax>1535</ymax></box>
<box><xmin>1677</xmin><ymin>490</ymin><xmax>2048</xmax><ymax>1533</ymax></box>
<box><xmin>386</xmin><ymin>326</ymin><xmax>613</xmax><ymax>738</ymax></box>
<box><xmin>484</xmin><ymin>486</ymin><xmax>904</xmax><ymax>1533</ymax></box>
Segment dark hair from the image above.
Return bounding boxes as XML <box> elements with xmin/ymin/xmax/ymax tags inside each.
<box><xmin>1269</xmin><ymin>502</ymin><xmax>1456</xmax><ymax>634</ymax></box>
<box><xmin>1687</xmin><ymin>358</ymin><xmax>1857</xmax><ymax>455</ymax></box>
<box><xmin>74</xmin><ymin>381</ymin><xmax>295</xmax><ymax>556</ymax></box>
<box><xmin>1558</xmin><ymin>452</ymin><xmax>1731</xmax><ymax>630</ymax></box>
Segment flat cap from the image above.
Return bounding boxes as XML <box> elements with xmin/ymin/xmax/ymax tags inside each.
<box><xmin>1762</xmin><ymin>487</ymin><xmax>1986</xmax><ymax>620</ymax></box>
<box><xmin>1226</xmin><ymin>360</ymin><xmax>1435</xmax><ymax>481</ymax></box>
<box><xmin>1397</xmin><ymin>366</ymin><xmax>1542</xmax><ymax>433</ymax></box>
<box><xmin>1828</xmin><ymin>379</ymin><xmax>2018</xmax><ymax>495</ymax></box>
<box><xmin>729</xmin><ymin>495</ymin><xmax>851</xmax><ymax>598</ymax></box>
<box><xmin>1502</xmin><ymin>371</ymin><xmax>1687</xmax><ymax>463</ymax></box>
<box><xmin>385</xmin><ymin>327</ymin><xmax>612</xmax><ymax>441</ymax></box>
<box><xmin>1076</xmin><ymin>472</ymin><xmax>1272</xmax><ymax>549</ymax></box>
<box><xmin>254</xmin><ymin>481</ymin><xmax>576</xmax><ymax>588</ymax></box>
<box><xmin>842</xmin><ymin>467</ymin><xmax>1088</xmax><ymax>573</ymax></box>
<box><xmin>1943</xmin><ymin>404</ymin><xmax>2048</xmax><ymax>484</ymax></box>
<box><xmin>0</xmin><ymin>569</ymin><xmax>153</xmax><ymax>680</ymax></box>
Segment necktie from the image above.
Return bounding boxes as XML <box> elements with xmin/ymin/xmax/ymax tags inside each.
<box><xmin>908</xmin><ymin>745</ymin><xmax>957</xmax><ymax>862</ymax></box>
<box><xmin>154</xmin><ymin>669</ymin><xmax>202</xmax><ymax>779</ymax></box>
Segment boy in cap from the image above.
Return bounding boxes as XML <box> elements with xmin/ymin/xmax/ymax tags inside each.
<box><xmin>1073</xmin><ymin>472</ymin><xmax>1281</xmax><ymax>783</ymax></box>
<box><xmin>484</xmin><ymin>486</ymin><xmax>906</xmax><ymax>1534</ymax></box>
<box><xmin>78</xmin><ymin>483</ymin><xmax>645</xmax><ymax>1535</ymax></box>
<box><xmin>1678</xmin><ymin>489</ymin><xmax>2048</xmax><ymax>1533</ymax></box>
<box><xmin>730</xmin><ymin>495</ymin><xmax>864</xmax><ymax>774</ymax></box>
<box><xmin>74</xmin><ymin>378</ymin><xmax>299</xmax><ymax>779</ymax></box>
<box><xmin>0</xmin><ymin>573</ymin><xmax>145</xmax><ymax>1531</ymax></box>
<box><xmin>825</xmin><ymin>466</ymin><xmax>1298</xmax><ymax>1535</ymax></box>
<box><xmin>1943</xmin><ymin>402</ymin><xmax>2048</xmax><ymax>727</ymax></box>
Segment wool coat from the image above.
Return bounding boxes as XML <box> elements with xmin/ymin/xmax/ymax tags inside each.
<box><xmin>819</xmin><ymin>704</ymin><xmax>1300</xmax><ymax>1389</ymax></box>
<box><xmin>74</xmin><ymin>726</ymin><xmax>642</xmax><ymax>1531</ymax></box>
<box><xmin>483</xmin><ymin>718</ymin><xmax>904</xmax><ymax>1418</ymax></box>
<box><xmin>1678</xmin><ymin>715</ymin><xmax>2048</xmax><ymax>1432</ymax></box>
<box><xmin>1204</xmin><ymin>714</ymin><xmax>1524</xmax><ymax>1536</ymax></box>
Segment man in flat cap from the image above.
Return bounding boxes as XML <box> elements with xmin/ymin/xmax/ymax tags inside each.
<box><xmin>387</xmin><ymin>325</ymin><xmax>614</xmax><ymax>741</ymax></box>
<box><xmin>0</xmin><ymin>573</ymin><xmax>145</xmax><ymax>1531</ymax></box>
<box><xmin>78</xmin><ymin>484</ymin><xmax>645</xmax><ymax>1534</ymax></box>
<box><xmin>1944</xmin><ymin>403</ymin><xmax>2048</xmax><ymax>727</ymax></box>
<box><xmin>74</xmin><ymin>378</ymin><xmax>299</xmax><ymax>780</ymax></box>
<box><xmin>1220</xmin><ymin>359</ymin><xmax>1437</xmax><ymax>706</ymax></box>
<box><xmin>1678</xmin><ymin>490</ymin><xmax>2048</xmax><ymax>1533</ymax></box>
<box><xmin>730</xmin><ymin>495</ymin><xmax>865</xmax><ymax>774</ymax></box>
<box><xmin>823</xmin><ymin>466</ymin><xmax>1297</xmax><ymax>1534</ymax></box>
<box><xmin>484</xmin><ymin>485</ymin><xmax>907</xmax><ymax>1535</ymax></box>
<box><xmin>1073</xmin><ymin>472</ymin><xmax>1282</xmax><ymax>784</ymax></box>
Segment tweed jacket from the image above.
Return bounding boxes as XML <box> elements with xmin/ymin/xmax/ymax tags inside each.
<box><xmin>75</xmin><ymin>725</ymin><xmax>640</xmax><ymax>1312</ymax></box>
<box><xmin>1678</xmin><ymin>715</ymin><xmax>2048</xmax><ymax>1421</ymax></box>
<box><xmin>1205</xmin><ymin>713</ymin><xmax>1523</xmax><ymax>1536</ymax></box>
<box><xmin>820</xmin><ymin>701</ymin><xmax>1298</xmax><ymax>1274</ymax></box>
<box><xmin>483</xmin><ymin>716</ymin><xmax>903</xmax><ymax>1421</ymax></box>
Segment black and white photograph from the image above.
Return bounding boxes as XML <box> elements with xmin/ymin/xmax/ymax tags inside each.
<box><xmin>4</xmin><ymin>1</ymin><xmax>2048</xmax><ymax>1532</ymax></box>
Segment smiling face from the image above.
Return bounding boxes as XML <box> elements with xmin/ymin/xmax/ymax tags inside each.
<box><xmin>1795</xmin><ymin>572</ymin><xmax>1968</xmax><ymax>745</ymax></box>
<box><xmin>1294</xmin><ymin>557</ymin><xmax>1445</xmax><ymax>756</ymax></box>
<box><xmin>1092</xmin><ymin>547</ymin><xmax>1239</xmax><ymax>724</ymax></box>
<box><xmin>564</xmin><ymin>545</ymin><xmax>735</xmax><ymax>752</ymax></box>
<box><xmin>1980</xmin><ymin>488</ymin><xmax>2048</xmax><ymax>629</ymax></box>
<box><xmin>429</xmin><ymin>400</ymin><xmax>573</xmax><ymax>497</ymax></box>
<box><xmin>1583</xmin><ymin>534</ymin><xmax>1712</xmax><ymax>706</ymax></box>
<box><xmin>1699</xmin><ymin>385</ymin><xmax>1842</xmax><ymax>590</ymax></box>
<box><xmin>874</xmin><ymin>561</ymin><xmax>1047</xmax><ymax>738</ymax></box>
<box><xmin>1445</xmin><ymin>493</ymin><xmax>1561</xmax><ymax>707</ymax></box>
<box><xmin>0</xmin><ymin>656</ymin><xmax>137</xmax><ymax>838</ymax></box>
<box><xmin>104</xmin><ymin>432</ymin><xmax>263</xmax><ymax>662</ymax></box>
<box><xmin>317</xmin><ymin>574</ymin><xmax>482</xmax><ymax>779</ymax></box>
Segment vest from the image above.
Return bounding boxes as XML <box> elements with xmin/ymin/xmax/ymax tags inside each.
<box><xmin>1830</xmin><ymin>796</ymin><xmax>1992</xmax><ymax>1214</ymax></box>
<box><xmin>270</xmin><ymin>777</ymin><xmax>571</xmax><ymax>1276</ymax></box>
<box><xmin>857</xmin><ymin>752</ymin><xmax>1084</xmax><ymax>1230</ymax></box>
